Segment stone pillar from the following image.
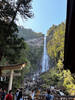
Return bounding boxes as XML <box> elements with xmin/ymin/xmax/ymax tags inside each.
<box><xmin>8</xmin><ymin>70</ymin><xmax>14</xmax><ymax>91</ymax></box>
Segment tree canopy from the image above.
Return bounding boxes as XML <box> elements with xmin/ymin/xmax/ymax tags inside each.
<box><xmin>0</xmin><ymin>0</ymin><xmax>33</xmax><ymax>61</ymax></box>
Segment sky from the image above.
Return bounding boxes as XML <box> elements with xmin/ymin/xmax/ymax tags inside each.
<box><xmin>17</xmin><ymin>0</ymin><xmax>67</xmax><ymax>34</ymax></box>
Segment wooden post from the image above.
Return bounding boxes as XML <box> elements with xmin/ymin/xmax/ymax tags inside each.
<box><xmin>8</xmin><ymin>70</ymin><xmax>14</xmax><ymax>91</ymax></box>
<box><xmin>0</xmin><ymin>69</ymin><xmax>2</xmax><ymax>76</ymax></box>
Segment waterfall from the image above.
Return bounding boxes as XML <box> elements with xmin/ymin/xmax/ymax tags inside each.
<box><xmin>41</xmin><ymin>35</ymin><xmax>49</xmax><ymax>72</ymax></box>
<box><xmin>32</xmin><ymin>35</ymin><xmax>49</xmax><ymax>80</ymax></box>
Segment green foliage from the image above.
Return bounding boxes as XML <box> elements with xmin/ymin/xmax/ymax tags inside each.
<box><xmin>44</xmin><ymin>22</ymin><xmax>75</xmax><ymax>95</ymax></box>
<box><xmin>3</xmin><ymin>38</ymin><xmax>27</xmax><ymax>64</ymax></box>
<box><xmin>41</xmin><ymin>68</ymin><xmax>63</xmax><ymax>87</ymax></box>
<box><xmin>63</xmin><ymin>70</ymin><xmax>75</xmax><ymax>95</ymax></box>
<box><xmin>17</xmin><ymin>26</ymin><xmax>43</xmax><ymax>40</ymax></box>
<box><xmin>47</xmin><ymin>22</ymin><xmax>65</xmax><ymax>62</ymax></box>
<box><xmin>0</xmin><ymin>56</ymin><xmax>8</xmax><ymax>65</ymax></box>
<box><xmin>0</xmin><ymin>0</ymin><xmax>33</xmax><ymax>60</ymax></box>
<box><xmin>27</xmin><ymin>46</ymin><xmax>43</xmax><ymax>72</ymax></box>
<box><xmin>41</xmin><ymin>68</ymin><xmax>75</xmax><ymax>95</ymax></box>
<box><xmin>57</xmin><ymin>59</ymin><xmax>63</xmax><ymax>72</ymax></box>
<box><xmin>47</xmin><ymin>25</ymin><xmax>57</xmax><ymax>41</ymax></box>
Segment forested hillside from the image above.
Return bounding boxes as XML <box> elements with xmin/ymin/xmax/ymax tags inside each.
<box><xmin>16</xmin><ymin>26</ymin><xmax>44</xmax><ymax>72</ymax></box>
<box><xmin>41</xmin><ymin>22</ymin><xmax>75</xmax><ymax>96</ymax></box>
<box><xmin>47</xmin><ymin>22</ymin><xmax>65</xmax><ymax>64</ymax></box>
<box><xmin>17</xmin><ymin>26</ymin><xmax>43</xmax><ymax>40</ymax></box>
<box><xmin>47</xmin><ymin>25</ymin><xmax>57</xmax><ymax>41</ymax></box>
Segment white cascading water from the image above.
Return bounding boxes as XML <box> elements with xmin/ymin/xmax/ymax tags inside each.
<box><xmin>32</xmin><ymin>35</ymin><xmax>49</xmax><ymax>80</ymax></box>
<box><xmin>41</xmin><ymin>35</ymin><xmax>49</xmax><ymax>72</ymax></box>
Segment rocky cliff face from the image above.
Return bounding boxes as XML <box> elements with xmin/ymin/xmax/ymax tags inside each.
<box><xmin>16</xmin><ymin>26</ymin><xmax>44</xmax><ymax>47</ymax></box>
<box><xmin>25</xmin><ymin>37</ymin><xmax>44</xmax><ymax>47</ymax></box>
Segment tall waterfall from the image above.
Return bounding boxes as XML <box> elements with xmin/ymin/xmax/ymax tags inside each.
<box><xmin>41</xmin><ymin>35</ymin><xmax>49</xmax><ymax>72</ymax></box>
<box><xmin>32</xmin><ymin>35</ymin><xmax>49</xmax><ymax>80</ymax></box>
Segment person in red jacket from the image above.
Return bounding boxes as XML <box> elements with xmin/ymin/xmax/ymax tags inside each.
<box><xmin>6</xmin><ymin>90</ymin><xmax>13</xmax><ymax>100</ymax></box>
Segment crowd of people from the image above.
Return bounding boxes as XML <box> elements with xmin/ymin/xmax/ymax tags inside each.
<box><xmin>0</xmin><ymin>88</ymin><xmax>54</xmax><ymax>100</ymax></box>
<box><xmin>0</xmin><ymin>88</ymin><xmax>23</xmax><ymax>100</ymax></box>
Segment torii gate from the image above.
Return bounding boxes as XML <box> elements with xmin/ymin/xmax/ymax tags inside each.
<box><xmin>0</xmin><ymin>63</ymin><xmax>26</xmax><ymax>91</ymax></box>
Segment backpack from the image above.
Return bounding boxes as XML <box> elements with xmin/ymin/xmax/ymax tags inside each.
<box><xmin>46</xmin><ymin>94</ymin><xmax>51</xmax><ymax>100</ymax></box>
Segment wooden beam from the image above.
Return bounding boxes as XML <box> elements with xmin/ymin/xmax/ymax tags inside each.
<box><xmin>0</xmin><ymin>63</ymin><xmax>26</xmax><ymax>71</ymax></box>
<box><xmin>2</xmin><ymin>73</ymin><xmax>21</xmax><ymax>77</ymax></box>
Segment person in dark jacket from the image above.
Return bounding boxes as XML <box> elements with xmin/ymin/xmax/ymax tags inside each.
<box><xmin>17</xmin><ymin>91</ymin><xmax>23</xmax><ymax>100</ymax></box>
<box><xmin>1</xmin><ymin>89</ymin><xmax>6</xmax><ymax>100</ymax></box>
<box><xmin>46</xmin><ymin>88</ymin><xmax>54</xmax><ymax>100</ymax></box>
<box><xmin>15</xmin><ymin>89</ymin><xmax>19</xmax><ymax>100</ymax></box>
